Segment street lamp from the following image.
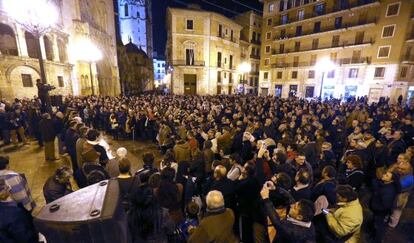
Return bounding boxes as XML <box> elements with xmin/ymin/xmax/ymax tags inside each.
<box><xmin>73</xmin><ymin>39</ymin><xmax>102</xmax><ymax>95</ymax></box>
<box><xmin>237</xmin><ymin>62</ymin><xmax>251</xmax><ymax>94</ymax></box>
<box><xmin>315</xmin><ymin>57</ymin><xmax>336</xmax><ymax>99</ymax></box>
<box><xmin>5</xmin><ymin>0</ymin><xmax>58</xmax><ymax>84</ymax></box>
<box><xmin>6</xmin><ymin>0</ymin><xmax>58</xmax><ymax>112</ymax></box>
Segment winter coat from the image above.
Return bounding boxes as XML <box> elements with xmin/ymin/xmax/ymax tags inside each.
<box><xmin>188</xmin><ymin>208</ymin><xmax>237</xmax><ymax>243</ymax></box>
<box><xmin>370</xmin><ymin>179</ymin><xmax>398</xmax><ymax>213</ymax></box>
<box><xmin>173</xmin><ymin>142</ymin><xmax>191</xmax><ymax>163</ymax></box>
<box><xmin>326</xmin><ymin>199</ymin><xmax>363</xmax><ymax>243</ymax></box>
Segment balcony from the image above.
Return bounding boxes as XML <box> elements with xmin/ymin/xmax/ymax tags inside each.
<box><xmin>402</xmin><ymin>55</ymin><xmax>414</xmax><ymax>64</ymax></box>
<box><xmin>337</xmin><ymin>57</ymin><xmax>371</xmax><ymax>65</ymax></box>
<box><xmin>270</xmin><ymin>57</ymin><xmax>370</xmax><ymax>69</ymax></box>
<box><xmin>273</xmin><ymin>19</ymin><xmax>376</xmax><ymax>42</ymax></box>
<box><xmin>271</xmin><ymin>39</ymin><xmax>373</xmax><ymax>56</ymax></box>
<box><xmin>251</xmin><ymin>39</ymin><xmax>261</xmax><ymax>45</ymax></box>
<box><xmin>172</xmin><ymin>60</ymin><xmax>205</xmax><ymax>67</ymax></box>
<box><xmin>274</xmin><ymin>1</ymin><xmax>379</xmax><ymax>28</ymax></box>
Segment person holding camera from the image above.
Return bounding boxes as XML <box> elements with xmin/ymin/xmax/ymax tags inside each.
<box><xmin>260</xmin><ymin>180</ymin><xmax>316</xmax><ymax>242</ymax></box>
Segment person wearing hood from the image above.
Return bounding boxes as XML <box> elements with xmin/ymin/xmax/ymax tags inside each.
<box><xmin>173</xmin><ymin>137</ymin><xmax>191</xmax><ymax>163</ymax></box>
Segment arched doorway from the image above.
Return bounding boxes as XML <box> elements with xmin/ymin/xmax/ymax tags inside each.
<box><xmin>0</xmin><ymin>23</ymin><xmax>18</xmax><ymax>56</ymax></box>
<box><xmin>25</xmin><ymin>32</ymin><xmax>40</xmax><ymax>59</ymax></box>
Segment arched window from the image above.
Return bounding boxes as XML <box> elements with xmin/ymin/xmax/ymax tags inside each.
<box><xmin>0</xmin><ymin>23</ymin><xmax>18</xmax><ymax>56</ymax></box>
<box><xmin>124</xmin><ymin>4</ymin><xmax>129</xmax><ymax>16</ymax></box>
<box><xmin>43</xmin><ymin>36</ymin><xmax>54</xmax><ymax>61</ymax></box>
<box><xmin>25</xmin><ymin>31</ymin><xmax>40</xmax><ymax>59</ymax></box>
<box><xmin>57</xmin><ymin>38</ymin><xmax>67</xmax><ymax>63</ymax></box>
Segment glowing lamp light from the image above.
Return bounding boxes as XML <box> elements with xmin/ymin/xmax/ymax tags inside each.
<box><xmin>238</xmin><ymin>62</ymin><xmax>252</xmax><ymax>74</ymax></box>
<box><xmin>315</xmin><ymin>57</ymin><xmax>336</xmax><ymax>73</ymax></box>
<box><xmin>5</xmin><ymin>0</ymin><xmax>58</xmax><ymax>37</ymax></box>
<box><xmin>73</xmin><ymin>39</ymin><xmax>103</xmax><ymax>63</ymax></box>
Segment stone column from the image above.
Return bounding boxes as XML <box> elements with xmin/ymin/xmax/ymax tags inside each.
<box><xmin>52</xmin><ymin>34</ymin><xmax>60</xmax><ymax>62</ymax></box>
<box><xmin>15</xmin><ymin>27</ymin><xmax>28</xmax><ymax>57</ymax></box>
<box><xmin>39</xmin><ymin>36</ymin><xmax>47</xmax><ymax>60</ymax></box>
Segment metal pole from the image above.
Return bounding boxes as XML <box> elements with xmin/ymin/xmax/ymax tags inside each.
<box><xmin>319</xmin><ymin>71</ymin><xmax>325</xmax><ymax>98</ymax></box>
<box><xmin>89</xmin><ymin>62</ymin><xmax>95</xmax><ymax>95</ymax></box>
<box><xmin>37</xmin><ymin>36</ymin><xmax>47</xmax><ymax>84</ymax></box>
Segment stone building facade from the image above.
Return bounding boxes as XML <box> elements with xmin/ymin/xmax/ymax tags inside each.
<box><xmin>118</xmin><ymin>41</ymin><xmax>154</xmax><ymax>95</ymax></box>
<box><xmin>114</xmin><ymin>0</ymin><xmax>153</xmax><ymax>58</ymax></box>
<box><xmin>259</xmin><ymin>0</ymin><xmax>414</xmax><ymax>103</ymax></box>
<box><xmin>166</xmin><ymin>7</ymin><xmax>243</xmax><ymax>95</ymax></box>
<box><xmin>235</xmin><ymin>11</ymin><xmax>263</xmax><ymax>95</ymax></box>
<box><xmin>0</xmin><ymin>0</ymin><xmax>120</xmax><ymax>100</ymax></box>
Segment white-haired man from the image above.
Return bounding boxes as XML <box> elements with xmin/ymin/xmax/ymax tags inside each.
<box><xmin>188</xmin><ymin>190</ymin><xmax>237</xmax><ymax>243</ymax></box>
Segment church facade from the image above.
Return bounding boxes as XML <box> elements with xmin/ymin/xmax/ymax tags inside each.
<box><xmin>0</xmin><ymin>0</ymin><xmax>121</xmax><ymax>100</ymax></box>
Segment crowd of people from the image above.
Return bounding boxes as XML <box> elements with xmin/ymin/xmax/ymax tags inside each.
<box><xmin>1</xmin><ymin>94</ymin><xmax>414</xmax><ymax>243</ymax></box>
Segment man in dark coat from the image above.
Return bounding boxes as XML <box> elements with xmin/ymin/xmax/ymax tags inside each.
<box><xmin>387</xmin><ymin>130</ymin><xmax>406</xmax><ymax>166</ymax></box>
<box><xmin>43</xmin><ymin>166</ymin><xmax>73</xmax><ymax>203</ymax></box>
<box><xmin>261</xmin><ymin>181</ymin><xmax>316</xmax><ymax>243</ymax></box>
<box><xmin>39</xmin><ymin>113</ymin><xmax>57</xmax><ymax>161</ymax></box>
<box><xmin>65</xmin><ymin>121</ymin><xmax>80</xmax><ymax>171</ymax></box>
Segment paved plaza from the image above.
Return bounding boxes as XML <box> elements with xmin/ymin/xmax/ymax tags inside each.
<box><xmin>2</xmin><ymin>137</ymin><xmax>414</xmax><ymax>243</ymax></box>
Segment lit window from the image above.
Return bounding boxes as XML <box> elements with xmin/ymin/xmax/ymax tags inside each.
<box><xmin>269</xmin><ymin>3</ymin><xmax>274</xmax><ymax>12</ymax></box>
<box><xmin>298</xmin><ymin>9</ymin><xmax>304</xmax><ymax>21</ymax></box>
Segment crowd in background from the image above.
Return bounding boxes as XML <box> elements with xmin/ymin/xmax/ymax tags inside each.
<box><xmin>0</xmin><ymin>94</ymin><xmax>414</xmax><ymax>243</ymax></box>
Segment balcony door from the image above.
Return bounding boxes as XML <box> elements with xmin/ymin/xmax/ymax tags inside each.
<box><xmin>185</xmin><ymin>49</ymin><xmax>194</xmax><ymax>65</ymax></box>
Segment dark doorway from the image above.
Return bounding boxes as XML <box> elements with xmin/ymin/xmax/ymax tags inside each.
<box><xmin>184</xmin><ymin>74</ymin><xmax>197</xmax><ymax>95</ymax></box>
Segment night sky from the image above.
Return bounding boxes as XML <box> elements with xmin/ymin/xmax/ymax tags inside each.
<box><xmin>152</xmin><ymin>0</ymin><xmax>263</xmax><ymax>58</ymax></box>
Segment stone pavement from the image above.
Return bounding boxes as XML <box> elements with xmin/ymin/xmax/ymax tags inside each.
<box><xmin>1</xmin><ymin>138</ymin><xmax>414</xmax><ymax>242</ymax></box>
<box><xmin>1</xmin><ymin>136</ymin><xmax>161</xmax><ymax>211</ymax></box>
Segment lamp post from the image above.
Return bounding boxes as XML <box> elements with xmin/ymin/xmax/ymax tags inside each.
<box><xmin>73</xmin><ymin>39</ymin><xmax>102</xmax><ymax>95</ymax></box>
<box><xmin>6</xmin><ymin>0</ymin><xmax>58</xmax><ymax>112</ymax></box>
<box><xmin>315</xmin><ymin>57</ymin><xmax>336</xmax><ymax>99</ymax></box>
<box><xmin>237</xmin><ymin>62</ymin><xmax>251</xmax><ymax>94</ymax></box>
<box><xmin>5</xmin><ymin>0</ymin><xmax>58</xmax><ymax>84</ymax></box>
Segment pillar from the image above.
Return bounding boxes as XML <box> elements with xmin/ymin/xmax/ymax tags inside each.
<box><xmin>15</xmin><ymin>27</ymin><xmax>28</xmax><ymax>57</ymax></box>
